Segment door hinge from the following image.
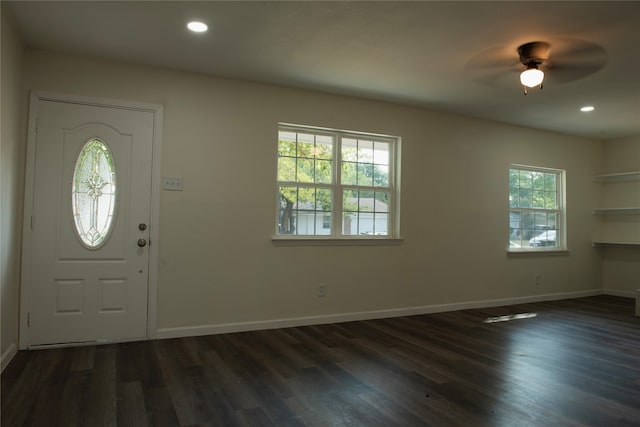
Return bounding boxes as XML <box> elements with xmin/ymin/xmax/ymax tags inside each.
<box><xmin>30</xmin><ymin>215</ymin><xmax>34</xmax><ymax>230</ymax></box>
<box><xmin>27</xmin><ymin>312</ymin><xmax>31</xmax><ymax>327</ymax></box>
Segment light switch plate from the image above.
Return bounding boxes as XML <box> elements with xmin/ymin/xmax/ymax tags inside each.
<box><xmin>163</xmin><ymin>176</ymin><xmax>183</xmax><ymax>191</ymax></box>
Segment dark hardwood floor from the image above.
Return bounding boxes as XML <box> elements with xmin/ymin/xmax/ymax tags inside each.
<box><xmin>2</xmin><ymin>295</ymin><xmax>640</xmax><ymax>426</ymax></box>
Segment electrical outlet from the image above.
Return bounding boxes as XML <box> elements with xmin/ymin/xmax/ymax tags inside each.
<box><xmin>163</xmin><ymin>176</ymin><xmax>183</xmax><ymax>191</ymax></box>
<box><xmin>535</xmin><ymin>274</ymin><xmax>542</xmax><ymax>285</ymax></box>
<box><xmin>317</xmin><ymin>283</ymin><xmax>327</xmax><ymax>297</ymax></box>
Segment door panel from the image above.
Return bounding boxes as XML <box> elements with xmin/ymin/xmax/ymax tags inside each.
<box><xmin>27</xmin><ymin>99</ymin><xmax>154</xmax><ymax>346</ymax></box>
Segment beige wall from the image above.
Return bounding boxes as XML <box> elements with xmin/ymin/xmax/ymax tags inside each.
<box><xmin>601</xmin><ymin>135</ymin><xmax>640</xmax><ymax>294</ymax></box>
<box><xmin>1</xmin><ymin>10</ymin><xmax>25</xmax><ymax>365</ymax></box>
<box><xmin>23</xmin><ymin>49</ymin><xmax>604</xmax><ymax>335</ymax></box>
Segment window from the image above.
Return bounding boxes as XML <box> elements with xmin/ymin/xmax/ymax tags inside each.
<box><xmin>276</xmin><ymin>124</ymin><xmax>400</xmax><ymax>239</ymax></box>
<box><xmin>509</xmin><ymin>165</ymin><xmax>565</xmax><ymax>251</ymax></box>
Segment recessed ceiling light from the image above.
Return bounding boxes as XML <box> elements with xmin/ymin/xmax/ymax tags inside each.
<box><xmin>580</xmin><ymin>105</ymin><xmax>595</xmax><ymax>112</ymax></box>
<box><xmin>187</xmin><ymin>21</ymin><xmax>208</xmax><ymax>33</ymax></box>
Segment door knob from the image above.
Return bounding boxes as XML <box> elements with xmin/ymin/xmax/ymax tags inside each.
<box><xmin>137</xmin><ymin>239</ymin><xmax>147</xmax><ymax>247</ymax></box>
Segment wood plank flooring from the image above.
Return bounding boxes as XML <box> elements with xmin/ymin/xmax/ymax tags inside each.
<box><xmin>3</xmin><ymin>295</ymin><xmax>640</xmax><ymax>426</ymax></box>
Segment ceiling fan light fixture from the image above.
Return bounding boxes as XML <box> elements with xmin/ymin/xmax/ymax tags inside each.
<box><xmin>520</xmin><ymin>66</ymin><xmax>544</xmax><ymax>88</ymax></box>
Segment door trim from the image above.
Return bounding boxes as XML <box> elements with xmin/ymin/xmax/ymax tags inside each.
<box><xmin>19</xmin><ymin>91</ymin><xmax>163</xmax><ymax>349</ymax></box>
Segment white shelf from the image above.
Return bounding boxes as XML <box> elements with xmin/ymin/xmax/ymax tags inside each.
<box><xmin>593</xmin><ymin>208</ymin><xmax>640</xmax><ymax>215</ymax></box>
<box><xmin>592</xmin><ymin>171</ymin><xmax>640</xmax><ymax>182</ymax></box>
<box><xmin>593</xmin><ymin>241</ymin><xmax>640</xmax><ymax>247</ymax></box>
<box><xmin>592</xmin><ymin>171</ymin><xmax>640</xmax><ymax>248</ymax></box>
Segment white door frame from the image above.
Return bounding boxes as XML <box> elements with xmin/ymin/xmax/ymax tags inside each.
<box><xmin>19</xmin><ymin>91</ymin><xmax>163</xmax><ymax>349</ymax></box>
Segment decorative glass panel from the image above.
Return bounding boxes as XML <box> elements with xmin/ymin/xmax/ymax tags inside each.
<box><xmin>72</xmin><ymin>139</ymin><xmax>117</xmax><ymax>248</ymax></box>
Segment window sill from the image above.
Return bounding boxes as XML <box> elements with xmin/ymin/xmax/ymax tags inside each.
<box><xmin>272</xmin><ymin>237</ymin><xmax>404</xmax><ymax>246</ymax></box>
<box><xmin>507</xmin><ymin>248</ymin><xmax>570</xmax><ymax>256</ymax></box>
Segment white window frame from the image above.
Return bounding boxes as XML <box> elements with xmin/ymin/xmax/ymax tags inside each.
<box><xmin>508</xmin><ymin>164</ymin><xmax>567</xmax><ymax>252</ymax></box>
<box><xmin>274</xmin><ymin>123</ymin><xmax>401</xmax><ymax>242</ymax></box>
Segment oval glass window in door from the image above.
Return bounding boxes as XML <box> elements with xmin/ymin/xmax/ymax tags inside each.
<box><xmin>72</xmin><ymin>139</ymin><xmax>117</xmax><ymax>248</ymax></box>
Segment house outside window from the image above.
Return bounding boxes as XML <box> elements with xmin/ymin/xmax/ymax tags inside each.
<box><xmin>276</xmin><ymin>124</ymin><xmax>400</xmax><ymax>239</ymax></box>
<box><xmin>509</xmin><ymin>165</ymin><xmax>566</xmax><ymax>251</ymax></box>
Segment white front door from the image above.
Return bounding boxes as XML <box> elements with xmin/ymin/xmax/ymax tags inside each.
<box><xmin>22</xmin><ymin>96</ymin><xmax>159</xmax><ymax>347</ymax></box>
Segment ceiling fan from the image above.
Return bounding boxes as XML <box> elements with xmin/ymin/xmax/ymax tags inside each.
<box><xmin>518</xmin><ymin>41</ymin><xmax>549</xmax><ymax>94</ymax></box>
<box><xmin>466</xmin><ymin>38</ymin><xmax>607</xmax><ymax>94</ymax></box>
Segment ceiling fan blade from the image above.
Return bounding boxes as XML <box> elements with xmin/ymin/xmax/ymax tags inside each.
<box><xmin>472</xmin><ymin>70</ymin><xmax>519</xmax><ymax>88</ymax></box>
<box><xmin>544</xmin><ymin>62</ymin><xmax>606</xmax><ymax>84</ymax></box>
<box><xmin>543</xmin><ymin>39</ymin><xmax>607</xmax><ymax>84</ymax></box>
<box><xmin>465</xmin><ymin>46</ymin><xmax>519</xmax><ymax>72</ymax></box>
<box><xmin>550</xmin><ymin>38</ymin><xmax>607</xmax><ymax>63</ymax></box>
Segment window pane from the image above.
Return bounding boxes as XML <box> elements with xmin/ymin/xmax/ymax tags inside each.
<box><xmin>298</xmin><ymin>140</ymin><xmax>315</xmax><ymax>159</ymax></box>
<box><xmin>277</xmin><ymin>156</ymin><xmax>296</xmax><ymax>182</ymax></box>
<box><xmin>373</xmin><ymin>165</ymin><xmax>389</xmax><ymax>187</ymax></box>
<box><xmin>534</xmin><ymin>211</ymin><xmax>549</xmax><ymax>228</ymax></box>
<box><xmin>315</xmin><ymin>159</ymin><xmax>332</xmax><ymax>184</ymax></box>
<box><xmin>359</xmin><ymin>190</ymin><xmax>375</xmax><ymax>211</ymax></box>
<box><xmin>509</xmin><ymin>186</ymin><xmax>519</xmax><ymax>207</ymax></box>
<box><xmin>529</xmin><ymin>229</ymin><xmax>557</xmax><ymax>248</ymax></box>
<box><xmin>357</xmin><ymin>163</ymin><xmax>374</xmax><ymax>187</ymax></box>
<box><xmin>278</xmin><ymin>186</ymin><xmax>298</xmax><ymax>234</ymax></box>
<box><xmin>342</xmin><ymin>189</ymin><xmax>390</xmax><ymax>236</ymax></box>
<box><xmin>298</xmin><ymin>133</ymin><xmax>314</xmax><ymax>144</ymax></box>
<box><xmin>296</xmin><ymin>211</ymin><xmax>317</xmax><ymax>235</ymax></box>
<box><xmin>278</xmin><ymin>186</ymin><xmax>332</xmax><ymax>235</ymax></box>
<box><xmin>277</xmin><ymin>138</ymin><xmax>296</xmax><ymax>156</ymax></box>
<box><xmin>373</xmin><ymin>213</ymin><xmax>389</xmax><ymax>235</ymax></box>
<box><xmin>342</xmin><ymin>138</ymin><xmax>358</xmax><ymax>162</ymax></box>
<box><xmin>545</xmin><ymin>191</ymin><xmax>558</xmax><ymax>209</ymax></box>
<box><xmin>358</xmin><ymin>139</ymin><xmax>374</xmax><ymax>162</ymax></box>
<box><xmin>296</xmin><ymin>187</ymin><xmax>317</xmax><ymax>211</ymax></box>
<box><xmin>545</xmin><ymin>173</ymin><xmax>556</xmax><ymax>190</ymax></box>
<box><xmin>342</xmin><ymin>212</ymin><xmax>358</xmax><ymax>235</ymax></box>
<box><xmin>315</xmin><ymin>135</ymin><xmax>333</xmax><ymax>160</ymax></box>
<box><xmin>343</xmin><ymin>189</ymin><xmax>358</xmax><ymax>212</ymax></box>
<box><xmin>375</xmin><ymin>191</ymin><xmax>389</xmax><ymax>212</ymax></box>
<box><xmin>519</xmin><ymin>171</ymin><xmax>533</xmax><ymax>189</ymax></box>
<box><xmin>518</xmin><ymin>189</ymin><xmax>532</xmax><ymax>208</ymax></box>
<box><xmin>520</xmin><ymin>211</ymin><xmax>536</xmax><ymax>240</ymax></box>
<box><xmin>296</xmin><ymin>158</ymin><xmax>314</xmax><ymax>183</ymax></box>
<box><xmin>511</xmin><ymin>208</ymin><xmax>558</xmax><ymax>249</ymax></box>
<box><xmin>342</xmin><ymin>162</ymin><xmax>357</xmax><ymax>185</ymax></box>
<box><xmin>532</xmin><ymin>172</ymin><xmax>545</xmax><ymax>190</ymax></box>
<box><xmin>373</xmin><ymin>142</ymin><xmax>390</xmax><ymax>165</ymax></box>
<box><xmin>316</xmin><ymin>188</ymin><xmax>332</xmax><ymax>212</ymax></box>
<box><xmin>278</xmin><ymin>131</ymin><xmax>335</xmax><ymax>185</ymax></box>
<box><xmin>532</xmin><ymin>190</ymin><xmax>545</xmax><ymax>208</ymax></box>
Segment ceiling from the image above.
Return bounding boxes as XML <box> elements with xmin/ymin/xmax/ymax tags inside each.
<box><xmin>5</xmin><ymin>1</ymin><xmax>640</xmax><ymax>139</ymax></box>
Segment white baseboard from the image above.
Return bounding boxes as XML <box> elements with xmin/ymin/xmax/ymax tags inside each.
<box><xmin>1</xmin><ymin>342</ymin><xmax>18</xmax><ymax>373</ymax></box>
<box><xmin>603</xmin><ymin>288</ymin><xmax>638</xmax><ymax>298</ymax></box>
<box><xmin>157</xmin><ymin>289</ymin><xmax>603</xmax><ymax>340</ymax></box>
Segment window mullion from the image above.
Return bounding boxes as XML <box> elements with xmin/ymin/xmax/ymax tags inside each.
<box><xmin>334</xmin><ymin>134</ymin><xmax>343</xmax><ymax>237</ymax></box>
